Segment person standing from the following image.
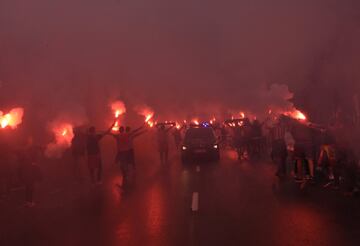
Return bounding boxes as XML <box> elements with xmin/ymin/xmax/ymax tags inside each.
<box><xmin>86</xmin><ymin>124</ymin><xmax>113</xmax><ymax>185</ymax></box>
<box><xmin>19</xmin><ymin>149</ymin><xmax>42</xmax><ymax>208</ymax></box>
<box><xmin>157</xmin><ymin>124</ymin><xmax>174</xmax><ymax>164</ymax></box>
<box><xmin>71</xmin><ymin>127</ymin><xmax>86</xmax><ymax>182</ymax></box>
<box><xmin>291</xmin><ymin>121</ymin><xmax>316</xmax><ymax>181</ymax></box>
<box><xmin>271</xmin><ymin>139</ymin><xmax>288</xmax><ymax>177</ymax></box>
<box><xmin>111</xmin><ymin>125</ymin><xmax>146</xmax><ymax>187</ymax></box>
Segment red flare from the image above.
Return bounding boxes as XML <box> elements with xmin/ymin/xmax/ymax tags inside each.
<box><xmin>192</xmin><ymin>119</ymin><xmax>199</xmax><ymax>125</ymax></box>
<box><xmin>112</xmin><ymin>120</ymin><xmax>120</xmax><ymax>132</ymax></box>
<box><xmin>135</xmin><ymin>105</ymin><xmax>154</xmax><ymax>123</ymax></box>
<box><xmin>111</xmin><ymin>101</ymin><xmax>126</xmax><ymax>118</ymax></box>
<box><xmin>0</xmin><ymin>108</ymin><xmax>24</xmax><ymax>129</ymax></box>
<box><xmin>285</xmin><ymin>109</ymin><xmax>307</xmax><ymax>121</ymax></box>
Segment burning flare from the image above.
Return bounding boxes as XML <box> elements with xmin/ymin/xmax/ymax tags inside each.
<box><xmin>45</xmin><ymin>122</ymin><xmax>74</xmax><ymax>158</ymax></box>
<box><xmin>111</xmin><ymin>100</ymin><xmax>126</xmax><ymax>118</ymax></box>
<box><xmin>112</xmin><ymin>120</ymin><xmax>120</xmax><ymax>132</ymax></box>
<box><xmin>0</xmin><ymin>108</ymin><xmax>24</xmax><ymax>129</ymax></box>
<box><xmin>192</xmin><ymin>119</ymin><xmax>199</xmax><ymax>125</ymax></box>
<box><xmin>175</xmin><ymin>122</ymin><xmax>181</xmax><ymax>129</ymax></box>
<box><xmin>285</xmin><ymin>109</ymin><xmax>307</xmax><ymax>121</ymax></box>
<box><xmin>135</xmin><ymin>105</ymin><xmax>154</xmax><ymax>123</ymax></box>
<box><xmin>147</xmin><ymin>120</ymin><xmax>154</xmax><ymax>128</ymax></box>
<box><xmin>110</xmin><ymin>100</ymin><xmax>126</xmax><ymax>132</ymax></box>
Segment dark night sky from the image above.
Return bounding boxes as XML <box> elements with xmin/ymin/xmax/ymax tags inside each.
<box><xmin>1</xmin><ymin>0</ymin><xmax>360</xmax><ymax>124</ymax></box>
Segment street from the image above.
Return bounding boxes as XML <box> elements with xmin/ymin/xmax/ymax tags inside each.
<box><xmin>1</xmin><ymin>144</ymin><xmax>360</xmax><ymax>246</ymax></box>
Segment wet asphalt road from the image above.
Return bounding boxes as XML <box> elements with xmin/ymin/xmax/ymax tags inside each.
<box><xmin>1</xmin><ymin>149</ymin><xmax>360</xmax><ymax>246</ymax></box>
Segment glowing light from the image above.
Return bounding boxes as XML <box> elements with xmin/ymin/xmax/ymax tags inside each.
<box><xmin>285</xmin><ymin>109</ymin><xmax>307</xmax><ymax>121</ymax></box>
<box><xmin>1</xmin><ymin>117</ymin><xmax>9</xmax><ymax>128</ymax></box>
<box><xmin>112</xmin><ymin>120</ymin><xmax>120</xmax><ymax>132</ymax></box>
<box><xmin>147</xmin><ymin>120</ymin><xmax>154</xmax><ymax>128</ymax></box>
<box><xmin>145</xmin><ymin>114</ymin><xmax>153</xmax><ymax>122</ymax></box>
<box><xmin>45</xmin><ymin>122</ymin><xmax>74</xmax><ymax>158</ymax></box>
<box><xmin>192</xmin><ymin>119</ymin><xmax>199</xmax><ymax>125</ymax></box>
<box><xmin>51</xmin><ymin>123</ymin><xmax>74</xmax><ymax>147</ymax></box>
<box><xmin>135</xmin><ymin>105</ymin><xmax>154</xmax><ymax>123</ymax></box>
<box><xmin>111</xmin><ymin>101</ymin><xmax>126</xmax><ymax>118</ymax></box>
<box><xmin>0</xmin><ymin>108</ymin><xmax>24</xmax><ymax>129</ymax></box>
<box><xmin>240</xmin><ymin>112</ymin><xmax>245</xmax><ymax>119</ymax></box>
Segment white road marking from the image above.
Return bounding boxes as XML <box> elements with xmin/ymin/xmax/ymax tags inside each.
<box><xmin>191</xmin><ymin>192</ymin><xmax>199</xmax><ymax>212</ymax></box>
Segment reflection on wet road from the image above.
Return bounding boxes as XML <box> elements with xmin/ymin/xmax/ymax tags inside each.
<box><xmin>1</xmin><ymin>150</ymin><xmax>360</xmax><ymax>246</ymax></box>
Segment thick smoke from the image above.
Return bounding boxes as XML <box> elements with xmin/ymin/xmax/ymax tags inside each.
<box><xmin>45</xmin><ymin>107</ymin><xmax>88</xmax><ymax>158</ymax></box>
<box><xmin>1</xmin><ymin>0</ymin><xmax>360</xmax><ymax>132</ymax></box>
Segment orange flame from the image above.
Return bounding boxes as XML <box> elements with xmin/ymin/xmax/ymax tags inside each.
<box><xmin>50</xmin><ymin>123</ymin><xmax>74</xmax><ymax>148</ymax></box>
<box><xmin>145</xmin><ymin>113</ymin><xmax>153</xmax><ymax>122</ymax></box>
<box><xmin>135</xmin><ymin>105</ymin><xmax>154</xmax><ymax>123</ymax></box>
<box><xmin>210</xmin><ymin>117</ymin><xmax>216</xmax><ymax>124</ymax></box>
<box><xmin>0</xmin><ymin>108</ymin><xmax>24</xmax><ymax>129</ymax></box>
<box><xmin>147</xmin><ymin>120</ymin><xmax>154</xmax><ymax>128</ymax></box>
<box><xmin>45</xmin><ymin>122</ymin><xmax>74</xmax><ymax>158</ymax></box>
<box><xmin>285</xmin><ymin>109</ymin><xmax>307</xmax><ymax>121</ymax></box>
<box><xmin>175</xmin><ymin>122</ymin><xmax>181</xmax><ymax>129</ymax></box>
<box><xmin>111</xmin><ymin>101</ymin><xmax>126</xmax><ymax>118</ymax></box>
<box><xmin>112</xmin><ymin>120</ymin><xmax>120</xmax><ymax>132</ymax></box>
<box><xmin>192</xmin><ymin>119</ymin><xmax>199</xmax><ymax>125</ymax></box>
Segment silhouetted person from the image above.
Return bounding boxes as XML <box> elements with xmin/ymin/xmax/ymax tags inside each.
<box><xmin>157</xmin><ymin>124</ymin><xmax>173</xmax><ymax>164</ymax></box>
<box><xmin>291</xmin><ymin>121</ymin><xmax>316</xmax><ymax>180</ymax></box>
<box><xmin>220</xmin><ymin>126</ymin><xmax>228</xmax><ymax>147</ymax></box>
<box><xmin>111</xmin><ymin>125</ymin><xmax>146</xmax><ymax>187</ymax></box>
<box><xmin>19</xmin><ymin>149</ymin><xmax>42</xmax><ymax>208</ymax></box>
<box><xmin>86</xmin><ymin>124</ymin><xmax>113</xmax><ymax>184</ymax></box>
<box><xmin>125</xmin><ymin>126</ymin><xmax>146</xmax><ymax>167</ymax></box>
<box><xmin>173</xmin><ymin>126</ymin><xmax>185</xmax><ymax>149</ymax></box>
<box><xmin>250</xmin><ymin>120</ymin><xmax>263</xmax><ymax>157</ymax></box>
<box><xmin>271</xmin><ymin>139</ymin><xmax>288</xmax><ymax>177</ymax></box>
<box><xmin>71</xmin><ymin>127</ymin><xmax>86</xmax><ymax>182</ymax></box>
<box><xmin>0</xmin><ymin>142</ymin><xmax>12</xmax><ymax>199</ymax></box>
<box><xmin>317</xmin><ymin>130</ymin><xmax>338</xmax><ymax>187</ymax></box>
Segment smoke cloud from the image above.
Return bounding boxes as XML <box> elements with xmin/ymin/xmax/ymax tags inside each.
<box><xmin>1</xmin><ymin>0</ymin><xmax>360</xmax><ymax>132</ymax></box>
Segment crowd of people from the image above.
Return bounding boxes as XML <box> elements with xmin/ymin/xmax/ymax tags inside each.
<box><xmin>0</xmin><ymin>121</ymin><xmax>181</xmax><ymax>206</ymax></box>
<box><xmin>269</xmin><ymin>116</ymin><xmax>359</xmax><ymax>195</ymax></box>
<box><xmin>1</xmin><ymin>114</ymin><xmax>359</xmax><ymax>207</ymax></box>
<box><xmin>214</xmin><ymin>115</ymin><xmax>360</xmax><ymax>195</ymax></box>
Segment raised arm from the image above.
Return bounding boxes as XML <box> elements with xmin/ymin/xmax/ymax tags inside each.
<box><xmin>99</xmin><ymin>120</ymin><xmax>117</xmax><ymax>138</ymax></box>
<box><xmin>132</xmin><ymin>130</ymin><xmax>148</xmax><ymax>139</ymax></box>
<box><xmin>130</xmin><ymin>124</ymin><xmax>146</xmax><ymax>136</ymax></box>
